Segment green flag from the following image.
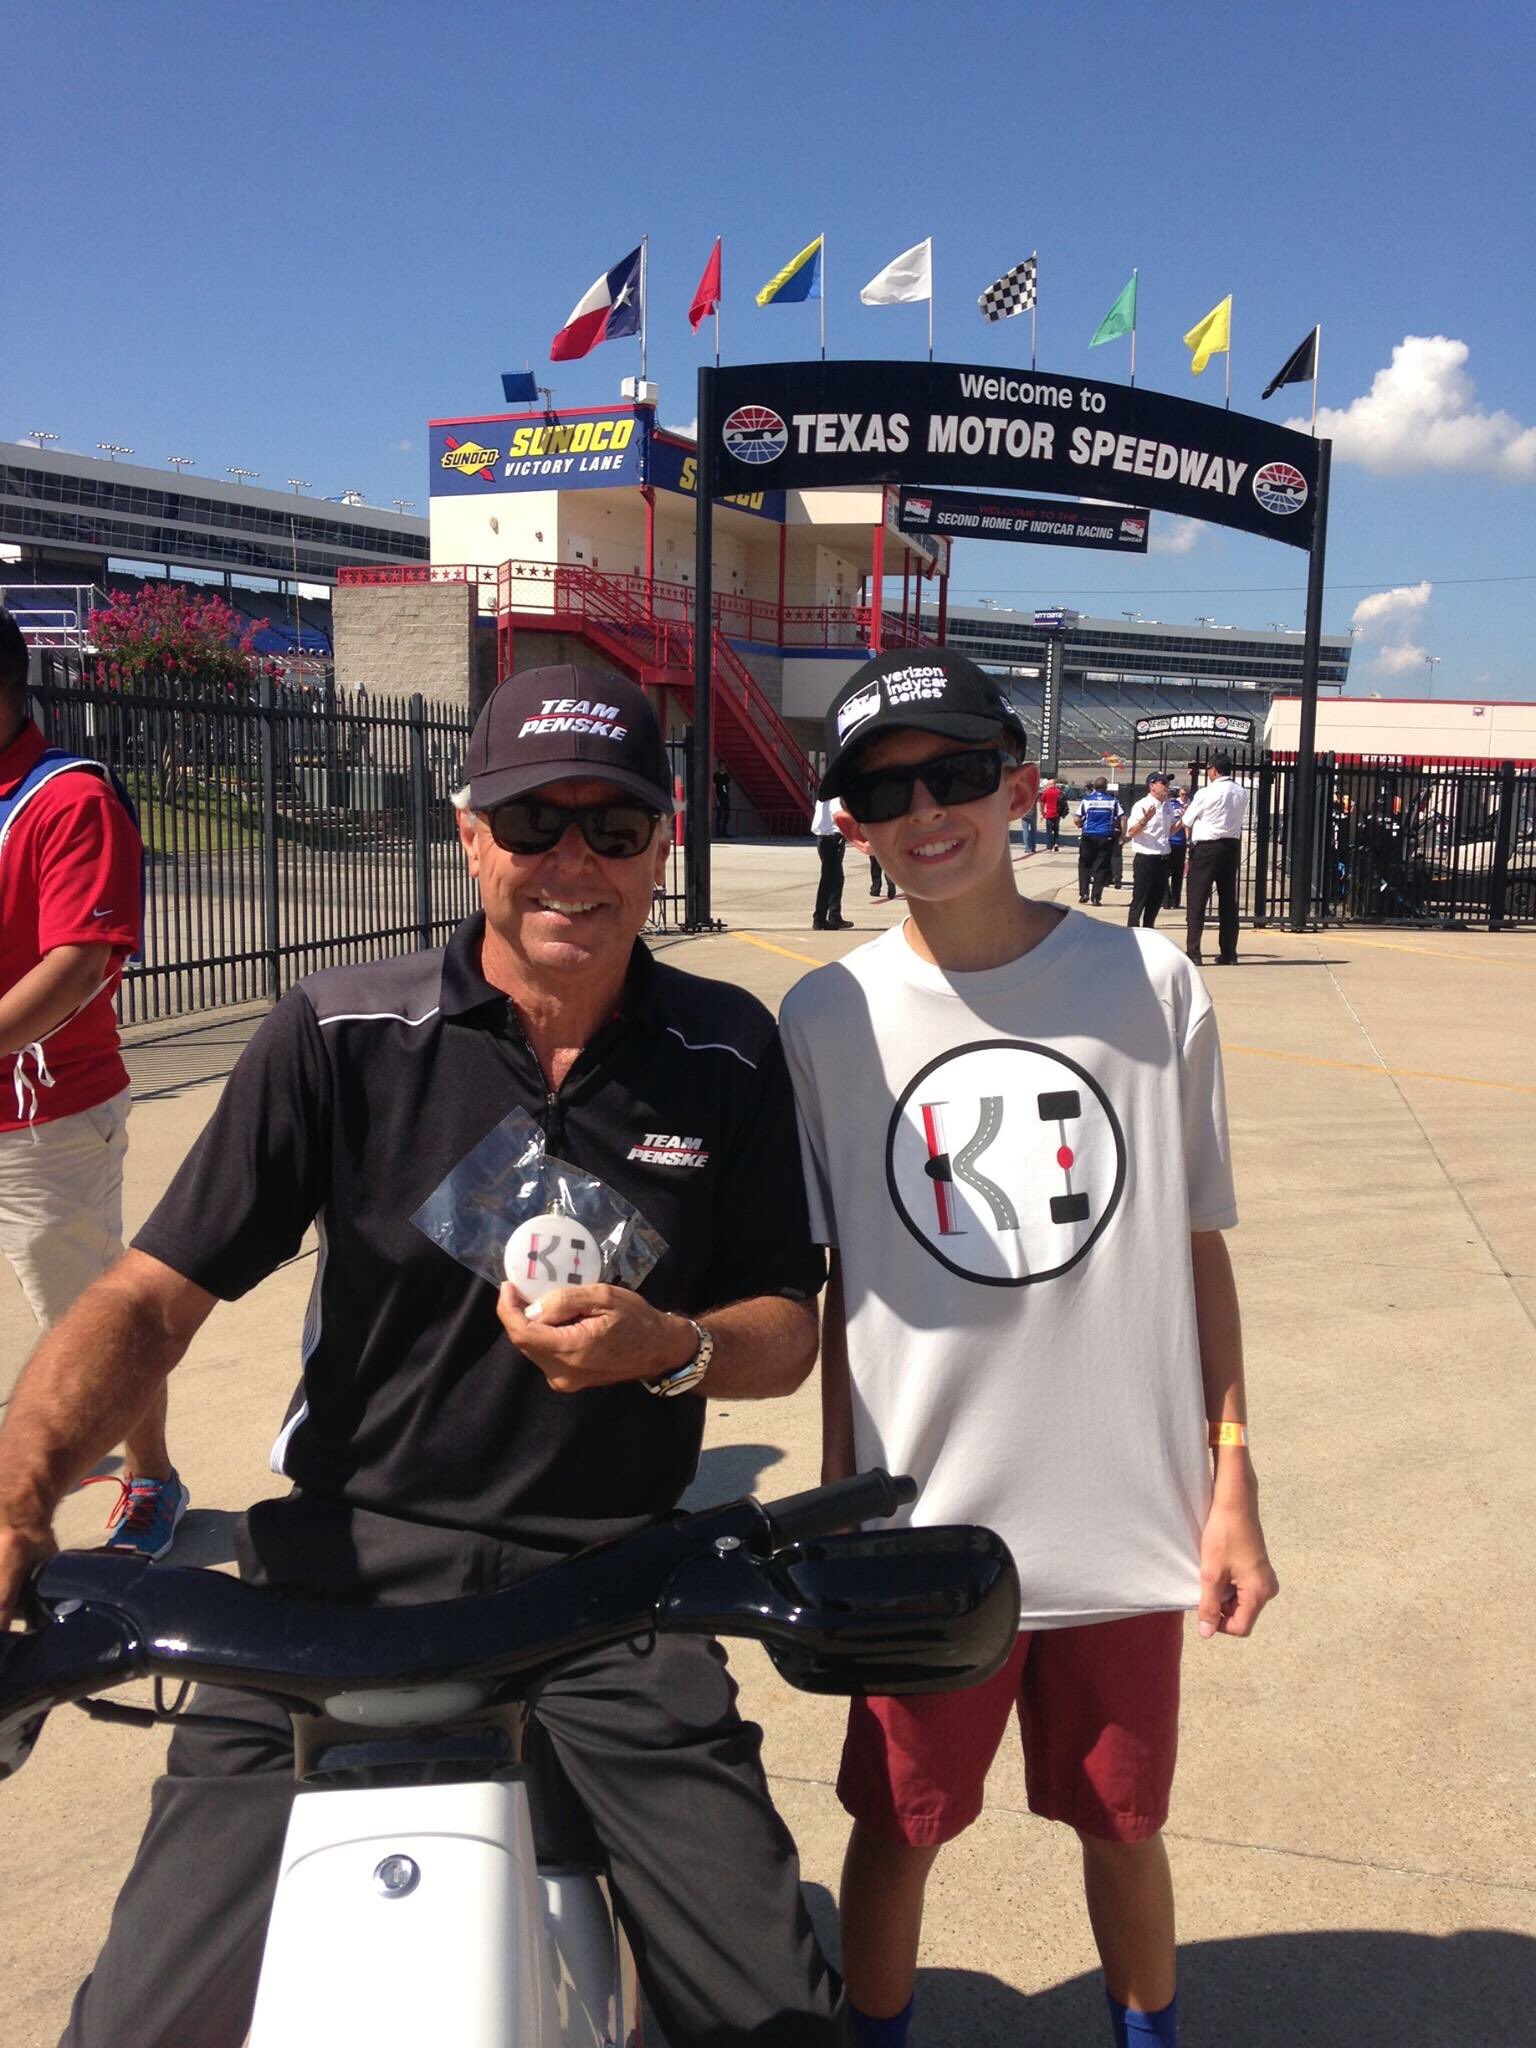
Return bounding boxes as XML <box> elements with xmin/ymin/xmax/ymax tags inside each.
<box><xmin>1090</xmin><ymin>272</ymin><xmax>1138</xmax><ymax>347</ymax></box>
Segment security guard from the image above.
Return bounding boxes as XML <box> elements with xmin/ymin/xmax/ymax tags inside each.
<box><xmin>0</xmin><ymin>667</ymin><xmax>844</xmax><ymax>2048</ymax></box>
<box><xmin>1074</xmin><ymin>775</ymin><xmax>1123</xmax><ymax>906</ymax></box>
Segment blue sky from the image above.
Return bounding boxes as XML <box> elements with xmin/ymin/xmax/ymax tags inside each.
<box><xmin>8</xmin><ymin>0</ymin><xmax>1534</xmax><ymax>696</ymax></box>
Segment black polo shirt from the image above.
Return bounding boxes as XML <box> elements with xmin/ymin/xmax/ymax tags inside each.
<box><xmin>135</xmin><ymin>914</ymin><xmax>824</xmax><ymax>1551</ymax></box>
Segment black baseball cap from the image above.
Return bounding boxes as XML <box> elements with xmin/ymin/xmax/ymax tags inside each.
<box><xmin>462</xmin><ymin>666</ymin><xmax>674</xmax><ymax>812</ymax></box>
<box><xmin>819</xmin><ymin>648</ymin><xmax>1029</xmax><ymax>799</ymax></box>
<box><xmin>1147</xmin><ymin>770</ymin><xmax>1170</xmax><ymax>787</ymax></box>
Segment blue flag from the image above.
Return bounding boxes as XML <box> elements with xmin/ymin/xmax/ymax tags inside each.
<box><xmin>501</xmin><ymin>371</ymin><xmax>539</xmax><ymax>405</ymax></box>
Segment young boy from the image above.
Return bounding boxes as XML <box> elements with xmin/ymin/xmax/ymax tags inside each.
<box><xmin>778</xmin><ymin>649</ymin><xmax>1278</xmax><ymax>2048</ymax></box>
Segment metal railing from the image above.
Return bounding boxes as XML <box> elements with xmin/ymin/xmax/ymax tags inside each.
<box><xmin>1193</xmin><ymin>751</ymin><xmax>1536</xmax><ymax>930</ymax></box>
<box><xmin>29</xmin><ymin>671</ymin><xmax>481</xmax><ymax>1024</ymax></box>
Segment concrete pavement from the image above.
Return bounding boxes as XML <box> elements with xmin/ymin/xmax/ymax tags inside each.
<box><xmin>3</xmin><ymin>839</ymin><xmax>1533</xmax><ymax>2045</ymax></box>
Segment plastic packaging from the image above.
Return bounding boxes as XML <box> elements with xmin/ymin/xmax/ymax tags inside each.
<box><xmin>411</xmin><ymin>1108</ymin><xmax>667</xmax><ymax>1295</ymax></box>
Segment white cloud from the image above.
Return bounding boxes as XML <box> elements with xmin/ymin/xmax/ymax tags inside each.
<box><xmin>395</xmin><ymin>438</ymin><xmax>415</xmax><ymax>453</ymax></box>
<box><xmin>1148</xmin><ymin>516</ymin><xmax>1201</xmax><ymax>556</ymax></box>
<box><xmin>1351</xmin><ymin>581</ymin><xmax>1431</xmax><ymax>630</ymax></box>
<box><xmin>1349</xmin><ymin>580</ymin><xmax>1435</xmax><ymax>678</ymax></box>
<box><xmin>1373</xmin><ymin>641</ymin><xmax>1430</xmax><ymax>676</ymax></box>
<box><xmin>1293</xmin><ymin>336</ymin><xmax>1536</xmax><ymax>480</ymax></box>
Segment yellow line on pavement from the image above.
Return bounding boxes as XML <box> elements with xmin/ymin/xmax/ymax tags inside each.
<box><xmin>731</xmin><ymin>933</ymin><xmax>824</xmax><ymax>968</ymax></box>
<box><xmin>1227</xmin><ymin>1043</ymin><xmax>1536</xmax><ymax>1095</ymax></box>
<box><xmin>1327</xmin><ymin>934</ymin><xmax>1536</xmax><ymax>968</ymax></box>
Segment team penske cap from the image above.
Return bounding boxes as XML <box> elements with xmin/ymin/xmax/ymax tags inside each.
<box><xmin>462</xmin><ymin>666</ymin><xmax>674</xmax><ymax>812</ymax></box>
<box><xmin>819</xmin><ymin>648</ymin><xmax>1029</xmax><ymax>799</ymax></box>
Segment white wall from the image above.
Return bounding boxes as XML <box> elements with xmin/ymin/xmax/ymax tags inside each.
<box><xmin>431</xmin><ymin>491</ymin><xmax>558</xmax><ymax>610</ymax></box>
<box><xmin>1266</xmin><ymin>696</ymin><xmax>1536</xmax><ymax>762</ymax></box>
<box><xmin>783</xmin><ymin>653</ymin><xmax>869</xmax><ymax>721</ymax></box>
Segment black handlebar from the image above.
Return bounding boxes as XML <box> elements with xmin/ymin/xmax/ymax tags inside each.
<box><xmin>760</xmin><ymin>1470</ymin><xmax>916</xmax><ymax>1544</ymax></box>
<box><xmin>0</xmin><ymin>1471</ymin><xmax>924</xmax><ymax>1780</ymax></box>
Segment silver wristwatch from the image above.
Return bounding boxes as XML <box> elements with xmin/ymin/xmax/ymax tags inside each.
<box><xmin>642</xmin><ymin>1318</ymin><xmax>714</xmax><ymax>1398</ymax></box>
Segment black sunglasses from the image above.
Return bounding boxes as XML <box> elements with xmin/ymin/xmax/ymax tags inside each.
<box><xmin>486</xmin><ymin>796</ymin><xmax>661</xmax><ymax>859</ymax></box>
<box><xmin>839</xmin><ymin>747</ymin><xmax>1019</xmax><ymax>826</ymax></box>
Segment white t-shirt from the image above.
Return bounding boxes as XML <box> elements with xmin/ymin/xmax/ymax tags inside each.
<box><xmin>1181</xmin><ymin>777</ymin><xmax>1249</xmax><ymax>842</ymax></box>
<box><xmin>780</xmin><ymin>910</ymin><xmax>1237</xmax><ymax>1628</ymax></box>
<box><xmin>1126</xmin><ymin>793</ymin><xmax>1172</xmax><ymax>856</ymax></box>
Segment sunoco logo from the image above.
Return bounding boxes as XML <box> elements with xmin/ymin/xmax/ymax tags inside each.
<box><xmin>440</xmin><ymin>438</ymin><xmax>500</xmax><ymax>480</ymax></box>
<box><xmin>1252</xmin><ymin>461</ymin><xmax>1308</xmax><ymax>516</ymax></box>
<box><xmin>723</xmin><ymin>406</ymin><xmax>788</xmax><ymax>465</ymax></box>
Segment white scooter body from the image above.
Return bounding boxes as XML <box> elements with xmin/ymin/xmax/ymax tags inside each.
<box><xmin>248</xmin><ymin>1776</ymin><xmax>639</xmax><ymax>2047</ymax></box>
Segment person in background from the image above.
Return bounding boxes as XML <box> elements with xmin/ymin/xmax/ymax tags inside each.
<box><xmin>1182</xmin><ymin>755</ymin><xmax>1250</xmax><ymax>967</ymax></box>
<box><xmin>713</xmin><ymin>761</ymin><xmax>732</xmax><ymax>838</ymax></box>
<box><xmin>1124</xmin><ymin>772</ymin><xmax>1173</xmax><ymax>929</ymax></box>
<box><xmin>868</xmin><ymin>854</ymin><xmax>897</xmax><ymax>901</ymax></box>
<box><xmin>1039</xmin><ymin>775</ymin><xmax>1064</xmax><ymax>850</ymax></box>
<box><xmin>1074</xmin><ymin>777</ymin><xmax>1123</xmax><ymax>907</ymax></box>
<box><xmin>1164</xmin><ymin>779</ymin><xmax>1189</xmax><ymax>911</ymax></box>
<box><xmin>812</xmin><ymin>795</ymin><xmax>852</xmax><ymax>931</ymax></box>
<box><xmin>0</xmin><ymin>606</ymin><xmax>186</xmax><ymax>1559</ymax></box>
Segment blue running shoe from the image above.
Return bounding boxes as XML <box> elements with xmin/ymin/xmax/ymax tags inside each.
<box><xmin>91</xmin><ymin>1470</ymin><xmax>190</xmax><ymax>1561</ymax></box>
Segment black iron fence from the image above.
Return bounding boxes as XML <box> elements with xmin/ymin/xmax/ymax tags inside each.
<box><xmin>1188</xmin><ymin>751</ymin><xmax>1536</xmax><ymax>930</ymax></box>
<box><xmin>26</xmin><ymin>675</ymin><xmax>692</xmax><ymax>1024</ymax></box>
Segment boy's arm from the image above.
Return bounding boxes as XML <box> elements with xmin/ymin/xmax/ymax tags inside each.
<box><xmin>819</xmin><ymin>1252</ymin><xmax>856</xmax><ymax>1485</ymax></box>
<box><xmin>1190</xmin><ymin>1228</ymin><xmax>1279</xmax><ymax>1641</ymax></box>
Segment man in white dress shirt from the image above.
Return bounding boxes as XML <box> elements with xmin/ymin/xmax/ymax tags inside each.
<box><xmin>1180</xmin><ymin>755</ymin><xmax>1249</xmax><ymax>967</ymax></box>
<box><xmin>1124</xmin><ymin>772</ymin><xmax>1173</xmax><ymax>930</ymax></box>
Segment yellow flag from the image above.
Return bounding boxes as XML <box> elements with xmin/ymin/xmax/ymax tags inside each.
<box><xmin>1183</xmin><ymin>294</ymin><xmax>1232</xmax><ymax>375</ymax></box>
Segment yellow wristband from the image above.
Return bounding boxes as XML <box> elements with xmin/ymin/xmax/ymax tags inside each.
<box><xmin>1208</xmin><ymin>1421</ymin><xmax>1249</xmax><ymax>1449</ymax></box>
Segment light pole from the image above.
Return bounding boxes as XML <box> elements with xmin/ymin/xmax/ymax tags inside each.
<box><xmin>227</xmin><ymin>467</ymin><xmax>259</xmax><ymax>487</ymax></box>
<box><xmin>391</xmin><ymin>499</ymin><xmax>416</xmax><ymax>516</ymax></box>
<box><xmin>1422</xmin><ymin>654</ymin><xmax>1442</xmax><ymax>699</ymax></box>
<box><xmin>27</xmin><ymin>429</ymin><xmax>58</xmax><ymax>452</ymax></box>
<box><xmin>287</xmin><ymin>477</ymin><xmax>311</xmax><ymax>496</ymax></box>
<box><xmin>1195</xmin><ymin>614</ymin><xmax>1217</xmax><ymax>627</ymax></box>
<box><xmin>167</xmin><ymin>455</ymin><xmax>196</xmax><ymax>476</ymax></box>
<box><xmin>97</xmin><ymin>442</ymin><xmax>133</xmax><ymax>463</ymax></box>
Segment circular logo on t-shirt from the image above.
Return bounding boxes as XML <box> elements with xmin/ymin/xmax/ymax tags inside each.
<box><xmin>885</xmin><ymin>1040</ymin><xmax>1126</xmax><ymax>1286</ymax></box>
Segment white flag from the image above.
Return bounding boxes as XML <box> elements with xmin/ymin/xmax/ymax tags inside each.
<box><xmin>860</xmin><ymin>238</ymin><xmax>932</xmax><ymax>306</ymax></box>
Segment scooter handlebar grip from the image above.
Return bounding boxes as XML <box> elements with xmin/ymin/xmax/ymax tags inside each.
<box><xmin>758</xmin><ymin>1470</ymin><xmax>916</xmax><ymax>1545</ymax></box>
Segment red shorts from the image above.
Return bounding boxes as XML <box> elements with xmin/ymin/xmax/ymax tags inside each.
<box><xmin>838</xmin><ymin>1610</ymin><xmax>1183</xmax><ymax>1847</ymax></box>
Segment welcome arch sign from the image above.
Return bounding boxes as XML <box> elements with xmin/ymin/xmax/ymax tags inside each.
<box><xmin>687</xmin><ymin>361</ymin><xmax>1332</xmax><ymax>928</ymax></box>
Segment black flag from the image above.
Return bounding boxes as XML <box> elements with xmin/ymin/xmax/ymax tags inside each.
<box><xmin>1261</xmin><ymin>329</ymin><xmax>1317</xmax><ymax>401</ymax></box>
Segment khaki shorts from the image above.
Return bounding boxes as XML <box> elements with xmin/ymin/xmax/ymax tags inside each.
<box><xmin>0</xmin><ymin>1088</ymin><xmax>130</xmax><ymax>1329</ymax></box>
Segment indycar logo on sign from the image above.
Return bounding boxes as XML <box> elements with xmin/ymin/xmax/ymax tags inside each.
<box><xmin>1252</xmin><ymin>461</ymin><xmax>1308</xmax><ymax>516</ymax></box>
<box><xmin>722</xmin><ymin>405</ymin><xmax>788</xmax><ymax>465</ymax></box>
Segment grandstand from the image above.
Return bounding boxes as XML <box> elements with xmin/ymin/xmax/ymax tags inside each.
<box><xmin>927</xmin><ymin>602</ymin><xmax>1353</xmax><ymax>778</ymax></box>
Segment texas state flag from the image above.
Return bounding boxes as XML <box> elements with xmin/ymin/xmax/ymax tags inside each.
<box><xmin>549</xmin><ymin>245</ymin><xmax>643</xmax><ymax>362</ymax></box>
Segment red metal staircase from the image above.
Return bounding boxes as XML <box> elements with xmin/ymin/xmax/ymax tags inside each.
<box><xmin>496</xmin><ymin>562</ymin><xmax>817</xmax><ymax>829</ymax></box>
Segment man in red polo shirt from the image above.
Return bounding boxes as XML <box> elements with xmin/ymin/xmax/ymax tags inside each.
<box><xmin>0</xmin><ymin>607</ymin><xmax>186</xmax><ymax>1556</ymax></box>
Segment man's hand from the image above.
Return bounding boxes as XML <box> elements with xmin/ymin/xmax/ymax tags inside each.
<box><xmin>1198</xmin><ymin>1484</ymin><xmax>1279</xmax><ymax>1640</ymax></box>
<box><xmin>0</xmin><ymin>1521</ymin><xmax>57</xmax><ymax>1634</ymax></box>
<box><xmin>497</xmin><ymin>1284</ymin><xmax>695</xmax><ymax>1395</ymax></box>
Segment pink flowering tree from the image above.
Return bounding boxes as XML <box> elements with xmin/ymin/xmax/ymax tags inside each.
<box><xmin>88</xmin><ymin>583</ymin><xmax>274</xmax><ymax>699</ymax></box>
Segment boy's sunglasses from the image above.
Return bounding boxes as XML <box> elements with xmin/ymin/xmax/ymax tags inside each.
<box><xmin>486</xmin><ymin>796</ymin><xmax>661</xmax><ymax>859</ymax></box>
<box><xmin>838</xmin><ymin>747</ymin><xmax>1019</xmax><ymax>826</ymax></box>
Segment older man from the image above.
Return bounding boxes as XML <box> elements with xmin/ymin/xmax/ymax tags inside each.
<box><xmin>0</xmin><ymin>666</ymin><xmax>842</xmax><ymax>2048</ymax></box>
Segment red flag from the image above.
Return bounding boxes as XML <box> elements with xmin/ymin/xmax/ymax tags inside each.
<box><xmin>688</xmin><ymin>239</ymin><xmax>721</xmax><ymax>332</ymax></box>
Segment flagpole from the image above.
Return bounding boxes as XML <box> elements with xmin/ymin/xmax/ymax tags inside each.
<box><xmin>640</xmin><ymin>233</ymin><xmax>649</xmax><ymax>382</ymax></box>
<box><xmin>1311</xmin><ymin>323</ymin><xmax>1321</xmax><ymax>436</ymax></box>
<box><xmin>715</xmin><ymin>236</ymin><xmax>722</xmax><ymax>371</ymax></box>
<box><xmin>1224</xmin><ymin>304</ymin><xmax>1231</xmax><ymax>411</ymax></box>
<box><xmin>1030</xmin><ymin>252</ymin><xmax>1037</xmax><ymax>372</ymax></box>
<box><xmin>927</xmin><ymin>242</ymin><xmax>934</xmax><ymax>364</ymax></box>
<box><xmin>819</xmin><ymin>231</ymin><xmax>826</xmax><ymax>362</ymax></box>
<box><xmin>1130</xmin><ymin>269</ymin><xmax>1139</xmax><ymax>388</ymax></box>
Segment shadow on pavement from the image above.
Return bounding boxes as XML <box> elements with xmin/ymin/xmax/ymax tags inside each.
<box><xmin>859</xmin><ymin>1929</ymin><xmax>1536</xmax><ymax>2046</ymax></box>
<box><xmin>682</xmin><ymin>1441</ymin><xmax>788</xmax><ymax>1509</ymax></box>
<box><xmin>161</xmin><ymin>1507</ymin><xmax>241</xmax><ymax>1569</ymax></box>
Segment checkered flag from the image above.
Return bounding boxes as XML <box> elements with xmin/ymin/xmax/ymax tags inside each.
<box><xmin>979</xmin><ymin>255</ymin><xmax>1037</xmax><ymax>322</ymax></box>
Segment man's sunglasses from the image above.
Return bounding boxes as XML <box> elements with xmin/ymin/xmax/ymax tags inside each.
<box><xmin>486</xmin><ymin>796</ymin><xmax>662</xmax><ymax>859</ymax></box>
<box><xmin>838</xmin><ymin>747</ymin><xmax>1019</xmax><ymax>826</ymax></box>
